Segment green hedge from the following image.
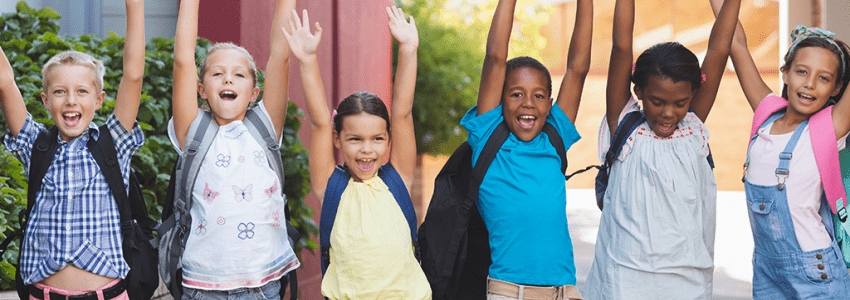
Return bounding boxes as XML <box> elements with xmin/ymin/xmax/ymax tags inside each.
<box><xmin>0</xmin><ymin>1</ymin><xmax>317</xmax><ymax>288</ymax></box>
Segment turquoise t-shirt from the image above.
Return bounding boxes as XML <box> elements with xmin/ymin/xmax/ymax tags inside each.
<box><xmin>460</xmin><ymin>103</ymin><xmax>581</xmax><ymax>286</ymax></box>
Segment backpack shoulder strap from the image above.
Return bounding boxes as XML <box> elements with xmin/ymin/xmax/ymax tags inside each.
<box><xmin>378</xmin><ymin>164</ymin><xmax>418</xmax><ymax>245</ymax></box>
<box><xmin>86</xmin><ymin>126</ymin><xmax>133</xmax><ymax>236</ymax></box>
<box><xmin>606</xmin><ymin>111</ymin><xmax>644</xmax><ymax>166</ymax></box>
<box><xmin>174</xmin><ymin>110</ymin><xmax>218</xmax><ymax>220</ymax></box>
<box><xmin>809</xmin><ymin>106</ymin><xmax>846</xmax><ymax>214</ymax></box>
<box><xmin>26</xmin><ymin>126</ymin><xmax>60</xmax><ymax>219</ymax></box>
<box><xmin>243</xmin><ymin>107</ymin><xmax>286</xmax><ymax>190</ymax></box>
<box><xmin>542</xmin><ymin>123</ymin><xmax>567</xmax><ymax>175</ymax></box>
<box><xmin>320</xmin><ymin>167</ymin><xmax>351</xmax><ymax>276</ymax></box>
<box><xmin>469</xmin><ymin>122</ymin><xmax>510</xmax><ymax>201</ymax></box>
<box><xmin>751</xmin><ymin>95</ymin><xmax>788</xmax><ymax>138</ymax></box>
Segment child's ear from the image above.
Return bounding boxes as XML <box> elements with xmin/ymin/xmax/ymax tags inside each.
<box><xmin>251</xmin><ymin>86</ymin><xmax>260</xmax><ymax>102</ymax></box>
<box><xmin>96</xmin><ymin>91</ymin><xmax>105</xmax><ymax>110</ymax></box>
<box><xmin>197</xmin><ymin>83</ymin><xmax>208</xmax><ymax>100</ymax></box>
<box><xmin>332</xmin><ymin>130</ymin><xmax>341</xmax><ymax>149</ymax></box>
<box><xmin>831</xmin><ymin>82</ymin><xmax>844</xmax><ymax>97</ymax></box>
<box><xmin>41</xmin><ymin>92</ymin><xmax>48</xmax><ymax>108</ymax></box>
<box><xmin>633</xmin><ymin>85</ymin><xmax>644</xmax><ymax>100</ymax></box>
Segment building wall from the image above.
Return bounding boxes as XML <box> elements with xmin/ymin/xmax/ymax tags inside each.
<box><xmin>826</xmin><ymin>0</ymin><xmax>850</xmax><ymax>38</ymax></box>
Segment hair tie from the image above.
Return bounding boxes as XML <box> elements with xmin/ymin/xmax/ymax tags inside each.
<box><xmin>789</xmin><ymin>25</ymin><xmax>846</xmax><ymax>76</ymax></box>
<box><xmin>701</xmin><ymin>73</ymin><xmax>707</xmax><ymax>83</ymax></box>
<box><xmin>332</xmin><ymin>109</ymin><xmax>338</xmax><ymax>118</ymax></box>
<box><xmin>632</xmin><ymin>63</ymin><xmax>636</xmax><ymax>71</ymax></box>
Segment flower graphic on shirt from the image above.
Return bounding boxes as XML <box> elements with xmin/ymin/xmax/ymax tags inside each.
<box><xmin>238</xmin><ymin>222</ymin><xmax>255</xmax><ymax>240</ymax></box>
<box><xmin>238</xmin><ymin>156</ymin><xmax>246</xmax><ymax>163</ymax></box>
<box><xmin>232</xmin><ymin>184</ymin><xmax>253</xmax><ymax>202</ymax></box>
<box><xmin>217</xmin><ymin>217</ymin><xmax>226</xmax><ymax>225</ymax></box>
<box><xmin>197</xmin><ymin>219</ymin><xmax>207</xmax><ymax>235</ymax></box>
<box><xmin>254</xmin><ymin>150</ymin><xmax>265</xmax><ymax>164</ymax></box>
<box><xmin>265</xmin><ymin>180</ymin><xmax>278</xmax><ymax>198</ymax></box>
<box><xmin>272</xmin><ymin>211</ymin><xmax>281</xmax><ymax>227</ymax></box>
<box><xmin>216</xmin><ymin>154</ymin><xmax>231</xmax><ymax>168</ymax></box>
<box><xmin>203</xmin><ymin>184</ymin><xmax>219</xmax><ymax>203</ymax></box>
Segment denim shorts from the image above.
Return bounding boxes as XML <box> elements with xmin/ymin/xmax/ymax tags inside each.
<box><xmin>182</xmin><ymin>280</ymin><xmax>280</xmax><ymax>300</ymax></box>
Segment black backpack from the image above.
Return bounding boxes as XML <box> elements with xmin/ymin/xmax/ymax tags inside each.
<box><xmin>0</xmin><ymin>125</ymin><xmax>159</xmax><ymax>300</ymax></box>
<box><xmin>418</xmin><ymin>122</ymin><xmax>566</xmax><ymax>300</ymax></box>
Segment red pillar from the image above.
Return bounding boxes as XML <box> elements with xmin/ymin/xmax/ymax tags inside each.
<box><xmin>196</xmin><ymin>1</ymin><xmax>393</xmax><ymax>298</ymax></box>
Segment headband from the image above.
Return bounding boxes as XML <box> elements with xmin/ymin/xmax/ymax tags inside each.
<box><xmin>789</xmin><ymin>25</ymin><xmax>846</xmax><ymax>77</ymax></box>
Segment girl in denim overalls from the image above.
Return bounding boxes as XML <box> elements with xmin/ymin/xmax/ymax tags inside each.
<box><xmin>713</xmin><ymin>0</ymin><xmax>850</xmax><ymax>295</ymax></box>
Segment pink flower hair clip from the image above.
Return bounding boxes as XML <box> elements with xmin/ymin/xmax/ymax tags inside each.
<box><xmin>701</xmin><ymin>73</ymin><xmax>707</xmax><ymax>83</ymax></box>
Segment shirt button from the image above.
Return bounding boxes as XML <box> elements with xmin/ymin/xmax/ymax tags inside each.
<box><xmin>818</xmin><ymin>264</ymin><xmax>825</xmax><ymax>270</ymax></box>
<box><xmin>817</xmin><ymin>254</ymin><xmax>824</xmax><ymax>259</ymax></box>
<box><xmin>67</xmin><ymin>195</ymin><xmax>73</xmax><ymax>200</ymax></box>
<box><xmin>759</xmin><ymin>204</ymin><xmax>765</xmax><ymax>210</ymax></box>
<box><xmin>821</xmin><ymin>273</ymin><xmax>828</xmax><ymax>280</ymax></box>
<box><xmin>65</xmin><ymin>225</ymin><xmax>71</xmax><ymax>231</ymax></box>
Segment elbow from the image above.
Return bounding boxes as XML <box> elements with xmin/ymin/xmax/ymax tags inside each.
<box><xmin>566</xmin><ymin>60</ymin><xmax>590</xmax><ymax>78</ymax></box>
<box><xmin>483</xmin><ymin>51</ymin><xmax>508</xmax><ymax>67</ymax></box>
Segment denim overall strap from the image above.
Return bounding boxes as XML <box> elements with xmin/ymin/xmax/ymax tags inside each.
<box><xmin>743</xmin><ymin>113</ymin><xmax>784</xmax><ymax>182</ymax></box>
<box><xmin>744</xmin><ymin>119</ymin><xmax>850</xmax><ymax>298</ymax></box>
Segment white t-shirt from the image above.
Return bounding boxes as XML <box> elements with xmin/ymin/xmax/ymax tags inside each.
<box><xmin>167</xmin><ymin>102</ymin><xmax>300</xmax><ymax>289</ymax></box>
<box><xmin>746</xmin><ymin>121</ymin><xmax>849</xmax><ymax>252</ymax></box>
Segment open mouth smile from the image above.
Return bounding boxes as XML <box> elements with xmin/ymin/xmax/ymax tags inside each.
<box><xmin>62</xmin><ymin>111</ymin><xmax>82</xmax><ymax>127</ymax></box>
<box><xmin>356</xmin><ymin>158</ymin><xmax>376</xmax><ymax>172</ymax></box>
<box><xmin>219</xmin><ymin>90</ymin><xmax>238</xmax><ymax>100</ymax></box>
<box><xmin>517</xmin><ymin>115</ymin><xmax>537</xmax><ymax>130</ymax></box>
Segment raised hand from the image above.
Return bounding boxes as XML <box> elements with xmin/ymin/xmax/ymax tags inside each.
<box><xmin>387</xmin><ymin>6</ymin><xmax>418</xmax><ymax>49</ymax></box>
<box><xmin>282</xmin><ymin>9</ymin><xmax>322</xmax><ymax>61</ymax></box>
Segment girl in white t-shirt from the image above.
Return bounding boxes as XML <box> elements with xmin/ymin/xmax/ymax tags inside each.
<box><xmin>168</xmin><ymin>0</ymin><xmax>299</xmax><ymax>298</ymax></box>
<box><xmin>710</xmin><ymin>0</ymin><xmax>850</xmax><ymax>296</ymax></box>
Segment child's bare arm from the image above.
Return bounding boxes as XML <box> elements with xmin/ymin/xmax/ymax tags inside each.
<box><xmin>708</xmin><ymin>0</ymin><xmax>771</xmax><ymax>111</ymax></box>
<box><xmin>113</xmin><ymin>0</ymin><xmax>145</xmax><ymax>131</ymax></box>
<box><xmin>0</xmin><ymin>46</ymin><xmax>26</xmax><ymax>137</ymax></box>
<box><xmin>691</xmin><ymin>0</ymin><xmax>740</xmax><ymax>122</ymax></box>
<box><xmin>282</xmin><ymin>10</ymin><xmax>334</xmax><ymax>202</ymax></box>
<box><xmin>476</xmin><ymin>0</ymin><xmax>518</xmax><ymax>116</ymax></box>
<box><xmin>832</xmin><ymin>66</ymin><xmax>850</xmax><ymax>139</ymax></box>
<box><xmin>386</xmin><ymin>6</ymin><xmax>418</xmax><ymax>191</ymax></box>
<box><xmin>172</xmin><ymin>0</ymin><xmax>200</xmax><ymax>150</ymax></box>
<box><xmin>263</xmin><ymin>0</ymin><xmax>297</xmax><ymax>140</ymax></box>
<box><xmin>606</xmin><ymin>0</ymin><xmax>635</xmax><ymax>134</ymax></box>
<box><xmin>555</xmin><ymin>0</ymin><xmax>592</xmax><ymax>123</ymax></box>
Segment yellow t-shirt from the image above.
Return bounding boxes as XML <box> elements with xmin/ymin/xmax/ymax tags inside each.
<box><xmin>321</xmin><ymin>175</ymin><xmax>431</xmax><ymax>300</ymax></box>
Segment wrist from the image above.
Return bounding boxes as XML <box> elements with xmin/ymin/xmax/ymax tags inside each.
<box><xmin>398</xmin><ymin>44</ymin><xmax>418</xmax><ymax>54</ymax></box>
<box><xmin>297</xmin><ymin>54</ymin><xmax>319</xmax><ymax>65</ymax></box>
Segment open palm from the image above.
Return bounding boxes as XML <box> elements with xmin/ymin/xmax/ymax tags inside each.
<box><xmin>282</xmin><ymin>9</ymin><xmax>322</xmax><ymax>60</ymax></box>
<box><xmin>387</xmin><ymin>6</ymin><xmax>418</xmax><ymax>48</ymax></box>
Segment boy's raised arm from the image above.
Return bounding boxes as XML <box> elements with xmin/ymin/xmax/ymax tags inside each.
<box><xmin>263</xmin><ymin>0</ymin><xmax>297</xmax><ymax>140</ymax></box>
<box><xmin>0</xmin><ymin>46</ymin><xmax>26</xmax><ymax>137</ymax></box>
<box><xmin>386</xmin><ymin>6</ymin><xmax>419</xmax><ymax>190</ymax></box>
<box><xmin>691</xmin><ymin>0</ymin><xmax>740</xmax><ymax>122</ymax></box>
<box><xmin>476</xmin><ymin>0</ymin><xmax>518</xmax><ymax>116</ymax></box>
<box><xmin>114</xmin><ymin>0</ymin><xmax>145</xmax><ymax>131</ymax></box>
<box><xmin>555</xmin><ymin>0</ymin><xmax>592</xmax><ymax>123</ymax></box>
<box><xmin>708</xmin><ymin>0</ymin><xmax>771</xmax><ymax>111</ymax></box>
<box><xmin>606</xmin><ymin>0</ymin><xmax>635</xmax><ymax>134</ymax></box>
<box><xmin>282</xmin><ymin>10</ymin><xmax>334</xmax><ymax>201</ymax></box>
<box><xmin>172</xmin><ymin>0</ymin><xmax>200</xmax><ymax>150</ymax></box>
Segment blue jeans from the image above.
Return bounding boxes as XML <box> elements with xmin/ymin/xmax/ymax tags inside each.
<box><xmin>182</xmin><ymin>280</ymin><xmax>280</xmax><ymax>300</ymax></box>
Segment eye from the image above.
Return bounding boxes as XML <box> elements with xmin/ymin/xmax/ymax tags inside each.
<box><xmin>348</xmin><ymin>137</ymin><xmax>361</xmax><ymax>141</ymax></box>
<box><xmin>534</xmin><ymin>94</ymin><xmax>546</xmax><ymax>99</ymax></box>
<box><xmin>819</xmin><ymin>75</ymin><xmax>830</xmax><ymax>82</ymax></box>
<box><xmin>77</xmin><ymin>89</ymin><xmax>88</xmax><ymax>94</ymax></box>
<box><xmin>53</xmin><ymin>89</ymin><xmax>65</xmax><ymax>95</ymax></box>
<box><xmin>511</xmin><ymin>92</ymin><xmax>522</xmax><ymax>98</ymax></box>
<box><xmin>236</xmin><ymin>73</ymin><xmax>245</xmax><ymax>78</ymax></box>
<box><xmin>796</xmin><ymin>69</ymin><xmax>807</xmax><ymax>75</ymax></box>
<box><xmin>375</xmin><ymin>136</ymin><xmax>385</xmax><ymax>141</ymax></box>
<box><xmin>212</xmin><ymin>72</ymin><xmax>222</xmax><ymax>76</ymax></box>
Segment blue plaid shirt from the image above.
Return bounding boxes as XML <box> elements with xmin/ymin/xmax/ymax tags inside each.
<box><xmin>3</xmin><ymin>114</ymin><xmax>144</xmax><ymax>284</ymax></box>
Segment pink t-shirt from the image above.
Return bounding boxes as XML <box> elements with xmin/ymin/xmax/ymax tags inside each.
<box><xmin>746</xmin><ymin>121</ymin><xmax>849</xmax><ymax>252</ymax></box>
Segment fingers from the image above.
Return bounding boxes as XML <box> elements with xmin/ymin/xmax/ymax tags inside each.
<box><xmin>395</xmin><ymin>6</ymin><xmax>405</xmax><ymax>21</ymax></box>
<box><xmin>289</xmin><ymin>10</ymin><xmax>300</xmax><ymax>32</ymax></box>
<box><xmin>280</xmin><ymin>27</ymin><xmax>291</xmax><ymax>40</ymax></box>
<box><xmin>408</xmin><ymin>15</ymin><xmax>415</xmax><ymax>27</ymax></box>
<box><xmin>301</xmin><ymin>9</ymin><xmax>310</xmax><ymax>29</ymax></box>
<box><xmin>386</xmin><ymin>6</ymin><xmax>395</xmax><ymax>24</ymax></box>
<box><xmin>314</xmin><ymin>22</ymin><xmax>323</xmax><ymax>40</ymax></box>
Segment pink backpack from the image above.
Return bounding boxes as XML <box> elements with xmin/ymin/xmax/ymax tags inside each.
<box><xmin>750</xmin><ymin>95</ymin><xmax>850</xmax><ymax>266</ymax></box>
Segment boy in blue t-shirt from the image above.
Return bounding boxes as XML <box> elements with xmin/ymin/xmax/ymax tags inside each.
<box><xmin>460</xmin><ymin>0</ymin><xmax>592</xmax><ymax>298</ymax></box>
